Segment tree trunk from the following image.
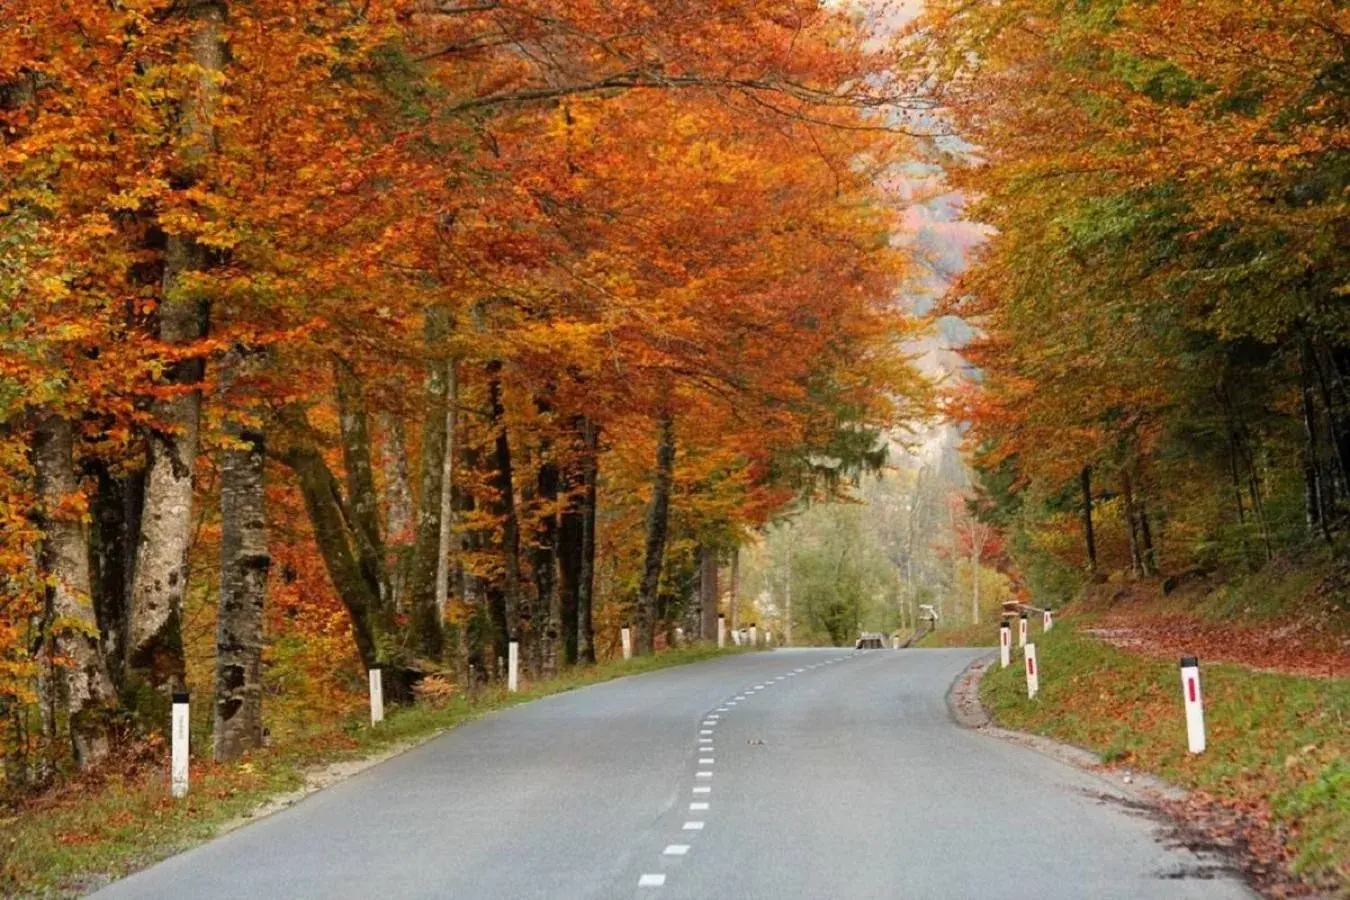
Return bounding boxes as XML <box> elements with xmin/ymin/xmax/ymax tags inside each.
<box><xmin>89</xmin><ymin>464</ymin><xmax>143</xmax><ymax>689</ymax></box>
<box><xmin>1299</xmin><ymin>340</ymin><xmax>1332</xmax><ymax>541</ymax></box>
<box><xmin>376</xmin><ymin>412</ymin><xmax>414</xmax><ymax>610</ymax></box>
<box><xmin>729</xmin><ymin>548</ymin><xmax>739</xmax><ymax>630</ymax></box>
<box><xmin>635</xmin><ymin>413</ymin><xmax>675</xmax><ymax>655</ymax></box>
<box><xmin>214</xmin><ymin>349</ymin><xmax>269</xmax><ymax>761</ymax></box>
<box><xmin>32</xmin><ymin>413</ymin><xmax>116</xmax><ymax>768</ymax></box>
<box><xmin>577</xmin><ymin>420</ymin><xmax>599</xmax><ymax>665</ymax></box>
<box><xmin>699</xmin><ymin>545</ymin><xmax>718</xmax><ymax>642</ymax></box>
<box><xmin>334</xmin><ymin>359</ymin><xmax>388</xmax><ymax>605</ymax></box>
<box><xmin>408</xmin><ymin>308</ymin><xmax>451</xmax><ymax>660</ymax></box>
<box><xmin>127</xmin><ymin>0</ymin><xmax>224</xmax><ymax>694</ymax></box>
<box><xmin>1080</xmin><ymin>466</ymin><xmax>1097</xmax><ymax>571</ymax></box>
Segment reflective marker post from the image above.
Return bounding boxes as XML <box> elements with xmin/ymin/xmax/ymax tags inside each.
<box><xmin>171</xmin><ymin>692</ymin><xmax>190</xmax><ymax>798</ymax></box>
<box><xmin>1018</xmin><ymin>613</ymin><xmax>1028</xmax><ymax>650</ymax></box>
<box><xmin>1180</xmin><ymin>656</ymin><xmax>1206</xmax><ymax>754</ymax></box>
<box><xmin>368</xmin><ymin>668</ymin><xmax>384</xmax><ymax>725</ymax></box>
<box><xmin>1043</xmin><ymin>608</ymin><xmax>1054</xmax><ymax>632</ymax></box>
<box><xmin>999</xmin><ymin>620</ymin><xmax>1012</xmax><ymax>669</ymax></box>
<box><xmin>717</xmin><ymin>615</ymin><xmax>726</xmax><ymax>649</ymax></box>
<box><xmin>1025</xmin><ymin>644</ymin><xmax>1039</xmax><ymax>699</ymax></box>
<box><xmin>621</xmin><ymin>627</ymin><xmax>632</xmax><ymax>660</ymax></box>
<box><xmin>508</xmin><ymin>641</ymin><xmax>519</xmax><ymax>692</ymax></box>
<box><xmin>749</xmin><ymin>624</ymin><xmax>758</xmax><ymax>647</ymax></box>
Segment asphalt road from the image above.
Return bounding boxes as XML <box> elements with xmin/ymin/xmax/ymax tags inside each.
<box><xmin>94</xmin><ymin>648</ymin><xmax>1254</xmax><ymax>899</ymax></box>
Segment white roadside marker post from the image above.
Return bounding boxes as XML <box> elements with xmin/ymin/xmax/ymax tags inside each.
<box><xmin>1025</xmin><ymin>643</ymin><xmax>1039</xmax><ymax>699</ymax></box>
<box><xmin>999</xmin><ymin>620</ymin><xmax>1012</xmax><ymax>669</ymax></box>
<box><xmin>749</xmin><ymin>623</ymin><xmax>758</xmax><ymax>647</ymax></box>
<box><xmin>368</xmin><ymin>668</ymin><xmax>384</xmax><ymax>725</ymax></box>
<box><xmin>621</xmin><ymin>626</ymin><xmax>632</xmax><ymax>660</ymax></box>
<box><xmin>1180</xmin><ymin>656</ymin><xmax>1206</xmax><ymax>754</ymax></box>
<box><xmin>1018</xmin><ymin>613</ymin><xmax>1028</xmax><ymax>650</ymax></box>
<box><xmin>1043</xmin><ymin>608</ymin><xmax>1054</xmax><ymax>632</ymax></box>
<box><xmin>508</xmin><ymin>641</ymin><xmax>520</xmax><ymax>692</ymax></box>
<box><xmin>718</xmin><ymin>614</ymin><xmax>726</xmax><ymax>648</ymax></box>
<box><xmin>171</xmin><ymin>691</ymin><xmax>189</xmax><ymax>798</ymax></box>
<box><xmin>675</xmin><ymin>626</ymin><xmax>684</xmax><ymax>647</ymax></box>
<box><xmin>732</xmin><ymin>628</ymin><xmax>742</xmax><ymax>647</ymax></box>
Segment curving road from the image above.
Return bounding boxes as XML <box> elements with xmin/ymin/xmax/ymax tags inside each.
<box><xmin>94</xmin><ymin>648</ymin><xmax>1253</xmax><ymax>899</ymax></box>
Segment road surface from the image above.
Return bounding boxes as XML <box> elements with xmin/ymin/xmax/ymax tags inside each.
<box><xmin>95</xmin><ymin>648</ymin><xmax>1253</xmax><ymax>899</ymax></box>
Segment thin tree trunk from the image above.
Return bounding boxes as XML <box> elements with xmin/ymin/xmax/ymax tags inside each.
<box><xmin>434</xmin><ymin>360</ymin><xmax>458</xmax><ymax>625</ymax></box>
<box><xmin>32</xmin><ymin>413</ymin><xmax>116</xmax><ymax>768</ymax></box>
<box><xmin>408</xmin><ymin>308</ymin><xmax>450</xmax><ymax>660</ymax></box>
<box><xmin>531</xmin><ymin>400</ymin><xmax>561</xmax><ymax>676</ymax></box>
<box><xmin>1300</xmin><ymin>340</ymin><xmax>1332</xmax><ymax>541</ymax></box>
<box><xmin>558</xmin><ymin>462</ymin><xmax>583</xmax><ymax>666</ymax></box>
<box><xmin>1080</xmin><ymin>466</ymin><xmax>1097</xmax><ymax>571</ymax></box>
<box><xmin>635</xmin><ymin>413</ymin><xmax>675</xmax><ymax>655</ymax></box>
<box><xmin>970</xmin><ymin>540</ymin><xmax>981</xmax><ymax>626</ymax></box>
<box><xmin>214</xmin><ymin>349</ymin><xmax>269</xmax><ymax>761</ymax></box>
<box><xmin>486</xmin><ymin>360</ymin><xmax>524</xmax><ymax>654</ymax></box>
<box><xmin>577</xmin><ymin>420</ymin><xmax>599</xmax><ymax>665</ymax></box>
<box><xmin>729</xmin><ymin>548</ymin><xmax>739</xmax><ymax>631</ymax></box>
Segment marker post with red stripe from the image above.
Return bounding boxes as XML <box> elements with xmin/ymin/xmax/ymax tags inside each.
<box><xmin>1180</xmin><ymin>656</ymin><xmax>1205</xmax><ymax>754</ymax></box>
<box><xmin>1043</xmin><ymin>609</ymin><xmax>1054</xmax><ymax>632</ymax></box>
<box><xmin>1018</xmin><ymin>614</ymin><xmax>1028</xmax><ymax>650</ymax></box>
<box><xmin>999</xmin><ymin>620</ymin><xmax>1011</xmax><ymax>669</ymax></box>
<box><xmin>1024</xmin><ymin>643</ymin><xmax>1039</xmax><ymax>699</ymax></box>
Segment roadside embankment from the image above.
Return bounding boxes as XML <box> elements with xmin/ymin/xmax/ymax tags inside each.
<box><xmin>979</xmin><ymin>625</ymin><xmax>1349</xmax><ymax>896</ymax></box>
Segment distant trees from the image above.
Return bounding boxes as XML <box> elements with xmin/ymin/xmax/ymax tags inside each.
<box><xmin>921</xmin><ymin>0</ymin><xmax>1349</xmax><ymax>589</ymax></box>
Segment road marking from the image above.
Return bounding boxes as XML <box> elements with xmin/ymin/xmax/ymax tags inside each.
<box><xmin>735</xmin><ymin>695</ymin><xmax>745</xmax><ymax>700</ymax></box>
<box><xmin>693</xmin><ymin>786</ymin><xmax>711</xmax><ymax>793</ymax></box>
<box><xmin>690</xmin><ymin>802</ymin><xmax>709</xmax><ymax>810</ymax></box>
<box><xmin>664</xmin><ymin>845</ymin><xmax>690</xmax><ymax>856</ymax></box>
<box><xmin>683</xmin><ymin>821</ymin><xmax>705</xmax><ymax>830</ymax></box>
<box><xmin>639</xmin><ymin>874</ymin><xmax>666</xmax><ymax>886</ymax></box>
<box><xmin>699</xmin><ymin>737</ymin><xmax>712</xmax><ymax>743</ymax></box>
<box><xmin>706</xmin><ymin>714</ymin><xmax>719</xmax><ymax>719</ymax></box>
<box><xmin>717</xmin><ymin>707</ymin><xmax>728</xmax><ymax>711</ymax></box>
<box><xmin>699</xmin><ymin>758</ymin><xmax>714</xmax><ymax>764</ymax></box>
<box><xmin>697</xmin><ymin>771</ymin><xmax>712</xmax><ymax>778</ymax></box>
<box><xmin>754</xmin><ymin>684</ymin><xmax>764</xmax><ymax>688</ymax></box>
<box><xmin>700</xmin><ymin>729</ymin><xmax>713</xmax><ymax>735</ymax></box>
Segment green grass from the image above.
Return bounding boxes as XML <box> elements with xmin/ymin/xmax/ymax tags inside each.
<box><xmin>916</xmin><ymin>621</ymin><xmax>999</xmax><ymax>648</ymax></box>
<box><xmin>981</xmin><ymin>626</ymin><xmax>1350</xmax><ymax>893</ymax></box>
<box><xmin>0</xmin><ymin>644</ymin><xmax>748</xmax><ymax>897</ymax></box>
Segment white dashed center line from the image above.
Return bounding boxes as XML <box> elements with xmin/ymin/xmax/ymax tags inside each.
<box><xmin>639</xmin><ymin>874</ymin><xmax>666</xmax><ymax>887</ymax></box>
<box><xmin>696</xmin><ymin>771</ymin><xmax>712</xmax><ymax>778</ymax></box>
<box><xmin>664</xmin><ymin>845</ymin><xmax>690</xmax><ymax>856</ymax></box>
<box><xmin>699</xmin><ymin>758</ymin><xmax>714</xmax><ymax>764</ymax></box>
<box><xmin>693</xmin><ymin>786</ymin><xmax>711</xmax><ymax>794</ymax></box>
<box><xmin>683</xmin><ymin>821</ymin><xmax>705</xmax><ymax>830</ymax></box>
<box><xmin>690</xmin><ymin>802</ymin><xmax>709</xmax><ymax>810</ymax></box>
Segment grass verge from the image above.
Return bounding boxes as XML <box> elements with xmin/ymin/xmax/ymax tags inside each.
<box><xmin>918</xmin><ymin>621</ymin><xmax>999</xmax><ymax>648</ymax></box>
<box><xmin>0</xmin><ymin>644</ymin><xmax>747</xmax><ymax>898</ymax></box>
<box><xmin>980</xmin><ymin>625</ymin><xmax>1349</xmax><ymax>894</ymax></box>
